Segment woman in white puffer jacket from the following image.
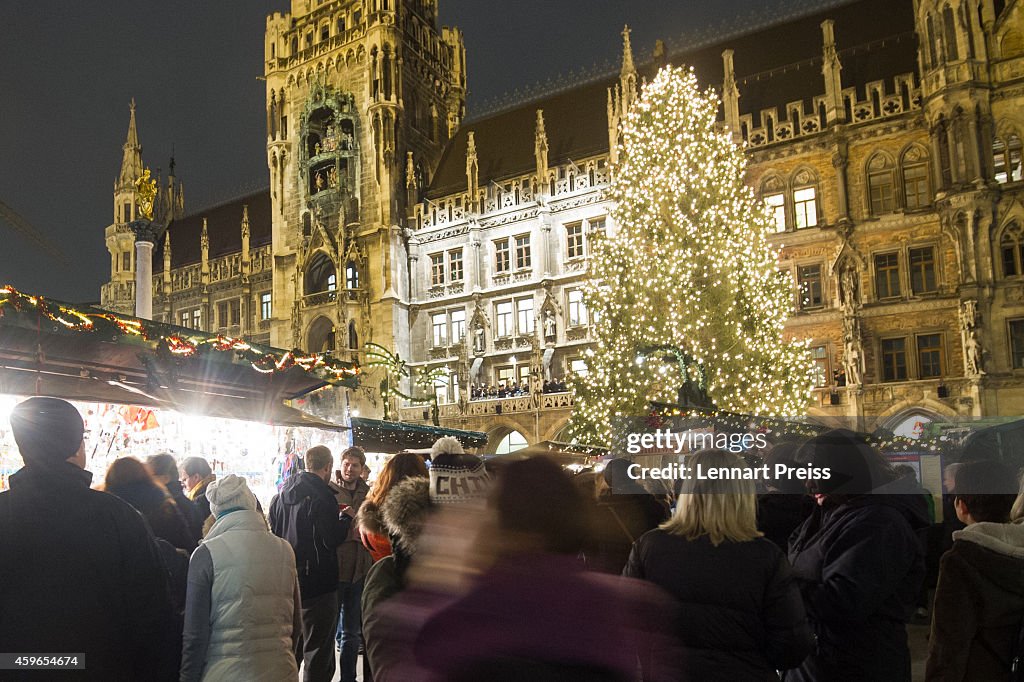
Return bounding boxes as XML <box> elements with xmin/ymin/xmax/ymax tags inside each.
<box><xmin>180</xmin><ymin>475</ymin><xmax>301</xmax><ymax>681</ymax></box>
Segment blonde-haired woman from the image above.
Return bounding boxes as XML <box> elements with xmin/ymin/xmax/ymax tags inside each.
<box><xmin>624</xmin><ymin>449</ymin><xmax>813</xmax><ymax>680</ymax></box>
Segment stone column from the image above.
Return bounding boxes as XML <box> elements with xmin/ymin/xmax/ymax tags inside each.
<box><xmin>130</xmin><ymin>220</ymin><xmax>161</xmax><ymax>320</ymax></box>
<box><xmin>832</xmin><ymin>142</ymin><xmax>850</xmax><ymax>223</ymax></box>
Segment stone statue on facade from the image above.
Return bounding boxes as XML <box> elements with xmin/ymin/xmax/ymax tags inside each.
<box><xmin>839</xmin><ymin>260</ymin><xmax>859</xmax><ymax>315</ymax></box>
<box><xmin>959</xmin><ymin>299</ymin><xmax>984</xmax><ymax>377</ymax></box>
<box><xmin>964</xmin><ymin>329</ymin><xmax>984</xmax><ymax>376</ymax></box>
<box><xmin>842</xmin><ymin>315</ymin><xmax>864</xmax><ymax>386</ymax></box>
<box><xmin>543</xmin><ymin>309</ymin><xmax>556</xmax><ymax>339</ymax></box>
<box><xmin>473</xmin><ymin>322</ymin><xmax>485</xmax><ymax>354</ymax></box>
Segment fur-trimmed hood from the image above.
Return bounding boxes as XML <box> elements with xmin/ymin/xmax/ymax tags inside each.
<box><xmin>357</xmin><ymin>498</ymin><xmax>386</xmax><ymax>537</ymax></box>
<box><xmin>381</xmin><ymin>476</ymin><xmax>431</xmax><ymax>554</ymax></box>
<box><xmin>954</xmin><ymin>520</ymin><xmax>1024</xmax><ymax>559</ymax></box>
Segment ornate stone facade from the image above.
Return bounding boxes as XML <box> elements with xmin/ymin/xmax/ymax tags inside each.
<box><xmin>400</xmin><ymin>0</ymin><xmax>1024</xmax><ymax>449</ymax></box>
<box><xmin>99</xmin><ymin>0</ymin><xmax>1024</xmax><ymax>450</ymax></box>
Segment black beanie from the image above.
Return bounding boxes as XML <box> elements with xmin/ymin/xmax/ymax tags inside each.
<box><xmin>10</xmin><ymin>397</ymin><xmax>85</xmax><ymax>465</ymax></box>
<box><xmin>797</xmin><ymin>428</ymin><xmax>890</xmax><ymax>496</ymax></box>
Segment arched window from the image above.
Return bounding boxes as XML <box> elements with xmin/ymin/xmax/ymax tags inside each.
<box><xmin>1002</xmin><ymin>29</ymin><xmax>1024</xmax><ymax>58</ymax></box>
<box><xmin>867</xmin><ymin>152</ymin><xmax>896</xmax><ymax>215</ymax></box>
<box><xmin>494</xmin><ymin>430</ymin><xmax>528</xmax><ymax>455</ymax></box>
<box><xmin>761</xmin><ymin>175</ymin><xmax>786</xmax><ymax>232</ymax></box>
<box><xmin>994</xmin><ymin>134</ymin><xmax>1023</xmax><ymax>183</ymax></box>
<box><xmin>943</xmin><ymin>5</ymin><xmax>959</xmax><ymax>61</ymax></box>
<box><xmin>304</xmin><ymin>252</ymin><xmax>337</xmax><ymax>294</ymax></box>
<box><xmin>348</xmin><ymin>321</ymin><xmax>359</xmax><ymax>349</ymax></box>
<box><xmin>791</xmin><ymin>169</ymin><xmax>818</xmax><ymax>228</ymax></box>
<box><xmin>926</xmin><ymin>15</ymin><xmax>939</xmax><ymax>66</ymax></box>
<box><xmin>901</xmin><ymin>146</ymin><xmax>931</xmax><ymax>210</ymax></box>
<box><xmin>1000</xmin><ymin>222</ymin><xmax>1024</xmax><ymax>278</ymax></box>
<box><xmin>382</xmin><ymin>45</ymin><xmax>393</xmax><ymax>100</ymax></box>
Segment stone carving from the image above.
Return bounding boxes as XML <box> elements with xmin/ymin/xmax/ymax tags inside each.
<box><xmin>473</xmin><ymin>321</ymin><xmax>485</xmax><ymax>354</ymax></box>
<box><xmin>839</xmin><ymin>260</ymin><xmax>860</xmax><ymax>314</ymax></box>
<box><xmin>842</xmin><ymin>314</ymin><xmax>865</xmax><ymax>386</ymax></box>
<box><xmin>959</xmin><ymin>299</ymin><xmax>985</xmax><ymax>376</ymax></box>
<box><xmin>543</xmin><ymin>309</ymin><xmax>556</xmax><ymax>339</ymax></box>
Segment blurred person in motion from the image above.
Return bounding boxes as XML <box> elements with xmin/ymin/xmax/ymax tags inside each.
<box><xmin>269</xmin><ymin>445</ymin><xmax>352</xmax><ymax>682</ymax></box>
<box><xmin>103</xmin><ymin>456</ymin><xmax>197</xmax><ymax>554</ymax></box>
<box><xmin>756</xmin><ymin>441</ymin><xmax>814</xmax><ymax>551</ymax></box>
<box><xmin>1010</xmin><ymin>469</ymin><xmax>1023</xmax><ymax>522</ymax></box>
<box><xmin>925</xmin><ymin>459</ymin><xmax>1024</xmax><ymax>681</ymax></box>
<box><xmin>0</xmin><ymin>397</ymin><xmax>178</xmax><ymax>681</ymax></box>
<box><xmin>328</xmin><ymin>446</ymin><xmax>372</xmax><ymax>682</ymax></box>
<box><xmin>585</xmin><ymin>457</ymin><xmax>669</xmax><ymax>574</ymax></box>
<box><xmin>787</xmin><ymin>429</ymin><xmax>929</xmax><ymax>682</ymax></box>
<box><xmin>181</xmin><ymin>456</ymin><xmax>216</xmax><ymax>531</ymax></box>
<box><xmin>180</xmin><ymin>474</ymin><xmax>301</xmax><ymax>682</ymax></box>
<box><xmin>625</xmin><ymin>448</ymin><xmax>814</xmax><ymax>680</ymax></box>
<box><xmin>148</xmin><ymin>452</ymin><xmax>204</xmax><ymax>545</ymax></box>
<box><xmin>415</xmin><ymin>455</ymin><xmax>672</xmax><ymax>681</ymax></box>
<box><xmin>362</xmin><ymin>436</ymin><xmax>491</xmax><ymax>681</ymax></box>
<box><xmin>358</xmin><ymin>451</ymin><xmax>429</xmax><ymax>562</ymax></box>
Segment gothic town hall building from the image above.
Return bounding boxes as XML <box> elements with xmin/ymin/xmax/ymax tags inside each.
<box><xmin>100</xmin><ymin>0</ymin><xmax>1024</xmax><ymax>450</ymax></box>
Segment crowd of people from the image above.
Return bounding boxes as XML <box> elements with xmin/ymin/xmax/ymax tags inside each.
<box><xmin>1</xmin><ymin>396</ymin><xmax>1023</xmax><ymax>681</ymax></box>
<box><xmin>469</xmin><ymin>378</ymin><xmax>569</xmax><ymax>400</ymax></box>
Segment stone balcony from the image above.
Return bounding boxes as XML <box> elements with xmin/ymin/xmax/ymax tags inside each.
<box><xmin>398</xmin><ymin>391</ymin><xmax>573</xmax><ymax>422</ymax></box>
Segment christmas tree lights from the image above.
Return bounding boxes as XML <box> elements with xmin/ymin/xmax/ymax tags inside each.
<box><xmin>570</xmin><ymin>67</ymin><xmax>816</xmax><ymax>446</ymax></box>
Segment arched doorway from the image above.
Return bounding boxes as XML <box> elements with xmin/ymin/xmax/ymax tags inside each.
<box><xmin>494</xmin><ymin>430</ymin><xmax>528</xmax><ymax>455</ymax></box>
<box><xmin>885</xmin><ymin>409</ymin><xmax>942</xmax><ymax>440</ymax></box>
<box><xmin>306</xmin><ymin>316</ymin><xmax>336</xmax><ymax>353</ymax></box>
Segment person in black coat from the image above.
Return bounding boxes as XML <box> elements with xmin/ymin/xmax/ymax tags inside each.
<box><xmin>624</xmin><ymin>448</ymin><xmax>814</xmax><ymax>681</ymax></box>
<box><xmin>0</xmin><ymin>397</ymin><xmax>178</xmax><ymax>681</ymax></box>
<box><xmin>147</xmin><ymin>452</ymin><xmax>204</xmax><ymax>546</ymax></box>
<box><xmin>103</xmin><ymin>456</ymin><xmax>197</xmax><ymax>554</ymax></box>
<box><xmin>787</xmin><ymin>429</ymin><xmax>929</xmax><ymax>682</ymax></box>
<box><xmin>269</xmin><ymin>445</ymin><xmax>352</xmax><ymax>682</ymax></box>
<box><xmin>757</xmin><ymin>441</ymin><xmax>815</xmax><ymax>551</ymax></box>
<box><xmin>585</xmin><ymin>458</ymin><xmax>668</xmax><ymax>574</ymax></box>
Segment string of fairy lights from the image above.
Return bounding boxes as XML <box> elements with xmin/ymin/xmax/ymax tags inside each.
<box><xmin>0</xmin><ymin>285</ymin><xmax>360</xmax><ymax>386</ymax></box>
<box><xmin>569</xmin><ymin>66</ymin><xmax>817</xmax><ymax>446</ymax></box>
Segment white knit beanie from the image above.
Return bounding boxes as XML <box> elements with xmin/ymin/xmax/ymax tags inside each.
<box><xmin>428</xmin><ymin>436</ymin><xmax>489</xmax><ymax>505</ymax></box>
<box><xmin>206</xmin><ymin>474</ymin><xmax>257</xmax><ymax>517</ymax></box>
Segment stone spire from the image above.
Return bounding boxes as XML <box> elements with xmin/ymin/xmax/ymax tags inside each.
<box><xmin>619</xmin><ymin>26</ymin><xmax>638</xmax><ymax>111</ymax></box>
<box><xmin>118</xmin><ymin>99</ymin><xmax>144</xmax><ymax>187</ymax></box>
<box><xmin>241</xmin><ymin>205</ymin><xmax>251</xmax><ymax>276</ymax></box>
<box><xmin>162</xmin><ymin>229</ymin><xmax>172</xmax><ymax>297</ymax></box>
<box><xmin>721</xmin><ymin>50</ymin><xmax>741</xmax><ymax>139</ymax></box>
<box><xmin>821</xmin><ymin>20</ymin><xmax>844</xmax><ymax>124</ymax></box>
<box><xmin>200</xmin><ymin>218</ymin><xmax>210</xmax><ymax>281</ymax></box>
<box><xmin>535</xmin><ymin>109</ymin><xmax>549</xmax><ymax>185</ymax></box>
<box><xmin>466</xmin><ymin>131</ymin><xmax>479</xmax><ymax>210</ymax></box>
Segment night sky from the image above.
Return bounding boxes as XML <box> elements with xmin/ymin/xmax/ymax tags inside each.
<box><xmin>0</xmin><ymin>0</ymin><xmax>845</xmax><ymax>302</ymax></box>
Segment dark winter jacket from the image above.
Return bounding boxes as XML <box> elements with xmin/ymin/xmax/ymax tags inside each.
<box><xmin>624</xmin><ymin>529</ymin><xmax>814</xmax><ymax>680</ymax></box>
<box><xmin>787</xmin><ymin>489</ymin><xmax>929</xmax><ymax>681</ymax></box>
<box><xmin>269</xmin><ymin>471</ymin><xmax>351</xmax><ymax>600</ymax></box>
<box><xmin>926</xmin><ymin>521</ymin><xmax>1024</xmax><ymax>681</ymax></box>
<box><xmin>188</xmin><ymin>475</ymin><xmax>215</xmax><ymax>532</ymax></box>
<box><xmin>416</xmin><ymin>553</ymin><xmax>664</xmax><ymax>682</ymax></box>
<box><xmin>0</xmin><ymin>462</ymin><xmax>178</xmax><ymax>681</ymax></box>
<box><xmin>757</xmin><ymin>492</ymin><xmax>814</xmax><ymax>551</ymax></box>
<box><xmin>106</xmin><ymin>479</ymin><xmax>197</xmax><ymax>553</ymax></box>
<box><xmin>362</xmin><ymin>477</ymin><xmax>431</xmax><ymax>682</ymax></box>
<box><xmin>166</xmin><ymin>478</ymin><xmax>203</xmax><ymax>546</ymax></box>
<box><xmin>586</xmin><ymin>490</ymin><xmax>668</xmax><ymax>574</ymax></box>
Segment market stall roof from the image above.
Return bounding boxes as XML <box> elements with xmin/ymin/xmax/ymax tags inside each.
<box><xmin>350</xmin><ymin>417</ymin><xmax>487</xmax><ymax>454</ymax></box>
<box><xmin>512</xmin><ymin>440</ymin><xmax>607</xmax><ymax>463</ymax></box>
<box><xmin>0</xmin><ymin>286</ymin><xmax>357</xmax><ymax>429</ymax></box>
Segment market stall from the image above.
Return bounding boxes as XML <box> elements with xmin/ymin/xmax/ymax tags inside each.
<box><xmin>0</xmin><ymin>286</ymin><xmax>359</xmax><ymax>507</ymax></box>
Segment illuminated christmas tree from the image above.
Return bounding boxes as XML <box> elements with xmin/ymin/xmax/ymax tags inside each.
<box><xmin>570</xmin><ymin>66</ymin><xmax>815</xmax><ymax>445</ymax></box>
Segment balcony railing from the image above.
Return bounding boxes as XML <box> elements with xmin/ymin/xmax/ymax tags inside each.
<box><xmin>398</xmin><ymin>391</ymin><xmax>573</xmax><ymax>422</ymax></box>
<box><xmin>302</xmin><ymin>290</ymin><xmax>338</xmax><ymax>308</ymax></box>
